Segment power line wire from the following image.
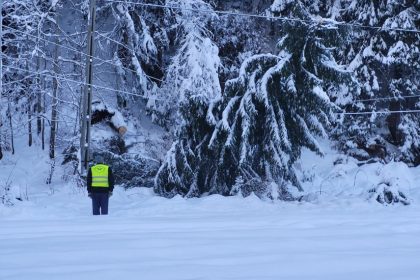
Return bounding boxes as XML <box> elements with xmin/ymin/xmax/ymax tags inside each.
<box><xmin>95</xmin><ymin>31</ymin><xmax>136</xmax><ymax>54</ymax></box>
<box><xmin>5</xmin><ymin>57</ymin><xmax>420</xmax><ymax>115</ymax></box>
<box><xmin>2</xmin><ymin>25</ymin><xmax>163</xmax><ymax>83</ymax></box>
<box><xmin>3</xmin><ymin>59</ymin><xmax>420</xmax><ymax>109</ymax></box>
<box><xmin>0</xmin><ymin>51</ymin><xmax>108</xmax><ymax>86</ymax></box>
<box><xmin>99</xmin><ymin>1</ymin><xmax>419</xmax><ymax>63</ymax></box>
<box><xmin>104</xmin><ymin>0</ymin><xmax>420</xmax><ymax>34</ymax></box>
<box><xmin>355</xmin><ymin>94</ymin><xmax>420</xmax><ymax>103</ymax></box>
<box><xmin>3</xmin><ymin>5</ymin><xmax>417</xmax><ymax>92</ymax></box>
<box><xmin>6</xmin><ymin>63</ymin><xmax>420</xmax><ymax>116</ymax></box>
<box><xmin>106</xmin><ymin>0</ymin><xmax>305</xmax><ymax>24</ymax></box>
<box><xmin>339</xmin><ymin>109</ymin><xmax>420</xmax><ymax>116</ymax></box>
<box><xmin>3</xmin><ymin>64</ymin><xmax>163</xmax><ymax>101</ymax></box>
<box><xmin>95</xmin><ymin>31</ymin><xmax>164</xmax><ymax>82</ymax></box>
<box><xmin>5</xmin><ymin>29</ymin><xmax>418</xmax><ymax>104</ymax></box>
<box><xmin>4</xmin><ymin>6</ymin><xmax>419</xmax><ymax>113</ymax></box>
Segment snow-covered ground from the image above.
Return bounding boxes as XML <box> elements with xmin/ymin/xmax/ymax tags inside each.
<box><xmin>1</xmin><ymin>142</ymin><xmax>420</xmax><ymax>280</ymax></box>
<box><xmin>1</xmin><ymin>187</ymin><xmax>420</xmax><ymax>280</ymax></box>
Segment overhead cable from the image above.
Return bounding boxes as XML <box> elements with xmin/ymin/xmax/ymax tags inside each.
<box><xmin>3</xmin><ymin>64</ymin><xmax>162</xmax><ymax>100</ymax></box>
<box><xmin>355</xmin><ymin>94</ymin><xmax>420</xmax><ymax>103</ymax></box>
<box><xmin>339</xmin><ymin>109</ymin><xmax>420</xmax><ymax>115</ymax></box>
<box><xmin>105</xmin><ymin>0</ymin><xmax>420</xmax><ymax>34</ymax></box>
<box><xmin>2</xmin><ymin>25</ymin><xmax>163</xmax><ymax>83</ymax></box>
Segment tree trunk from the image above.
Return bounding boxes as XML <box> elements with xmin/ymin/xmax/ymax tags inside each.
<box><xmin>42</xmin><ymin>90</ymin><xmax>46</xmax><ymax>151</ymax></box>
<box><xmin>7</xmin><ymin>96</ymin><xmax>14</xmax><ymax>155</ymax></box>
<box><xmin>42</xmin><ymin>48</ymin><xmax>47</xmax><ymax>151</ymax></box>
<box><xmin>28</xmin><ymin>97</ymin><xmax>33</xmax><ymax>147</ymax></box>
<box><xmin>27</xmin><ymin>62</ymin><xmax>33</xmax><ymax>147</ymax></box>
<box><xmin>36</xmin><ymin>53</ymin><xmax>42</xmax><ymax>135</ymax></box>
<box><xmin>0</xmin><ymin>112</ymin><xmax>2</xmax><ymax>160</ymax></box>
<box><xmin>387</xmin><ymin>100</ymin><xmax>401</xmax><ymax>144</ymax></box>
<box><xmin>0</xmin><ymin>86</ymin><xmax>3</xmax><ymax>160</ymax></box>
<box><xmin>49</xmin><ymin>75</ymin><xmax>58</xmax><ymax>159</ymax></box>
<box><xmin>49</xmin><ymin>28</ymin><xmax>60</xmax><ymax>159</ymax></box>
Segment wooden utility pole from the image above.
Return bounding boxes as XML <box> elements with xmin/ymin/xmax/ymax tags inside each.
<box><xmin>80</xmin><ymin>0</ymin><xmax>96</xmax><ymax>175</ymax></box>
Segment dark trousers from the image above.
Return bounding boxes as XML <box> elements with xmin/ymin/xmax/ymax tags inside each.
<box><xmin>91</xmin><ymin>193</ymin><xmax>109</xmax><ymax>215</ymax></box>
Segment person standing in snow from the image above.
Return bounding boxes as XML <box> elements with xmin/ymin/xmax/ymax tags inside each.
<box><xmin>87</xmin><ymin>155</ymin><xmax>115</xmax><ymax>215</ymax></box>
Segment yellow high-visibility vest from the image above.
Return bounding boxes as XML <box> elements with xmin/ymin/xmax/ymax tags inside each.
<box><xmin>91</xmin><ymin>164</ymin><xmax>110</xmax><ymax>188</ymax></box>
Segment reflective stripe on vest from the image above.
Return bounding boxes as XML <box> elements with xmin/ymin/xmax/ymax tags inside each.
<box><xmin>91</xmin><ymin>164</ymin><xmax>109</xmax><ymax>188</ymax></box>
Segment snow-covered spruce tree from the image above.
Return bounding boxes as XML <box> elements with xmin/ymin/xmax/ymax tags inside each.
<box><xmin>210</xmin><ymin>12</ymin><xmax>274</xmax><ymax>92</ymax></box>
<box><xmin>155</xmin><ymin>0</ymin><xmax>357</xmax><ymax>199</ymax></box>
<box><xmin>205</xmin><ymin>0</ymin><xmax>355</xmax><ymax>198</ymax></box>
<box><xmin>153</xmin><ymin>95</ymin><xmax>219</xmax><ymax>197</ymax></box>
<box><xmin>153</xmin><ymin>0</ymin><xmax>222</xmax><ymax>197</ymax></box>
<box><xmin>207</xmin><ymin>48</ymin><xmax>341</xmax><ymax>199</ymax></box>
<box><xmin>336</xmin><ymin>0</ymin><xmax>420</xmax><ymax>164</ymax></box>
<box><xmin>151</xmin><ymin>0</ymin><xmax>220</xmax><ymax>129</ymax></box>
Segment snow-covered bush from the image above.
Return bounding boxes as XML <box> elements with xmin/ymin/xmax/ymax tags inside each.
<box><xmin>93</xmin><ymin>150</ymin><xmax>160</xmax><ymax>188</ymax></box>
<box><xmin>0</xmin><ymin>183</ymin><xmax>14</xmax><ymax>206</ymax></box>
<box><xmin>367</xmin><ymin>160</ymin><xmax>412</xmax><ymax>205</ymax></box>
<box><xmin>369</xmin><ymin>177</ymin><xmax>410</xmax><ymax>205</ymax></box>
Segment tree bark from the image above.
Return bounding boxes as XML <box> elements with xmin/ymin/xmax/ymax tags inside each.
<box><xmin>27</xmin><ymin>61</ymin><xmax>33</xmax><ymax>147</ymax></box>
<box><xmin>0</xmin><ymin>111</ymin><xmax>2</xmax><ymax>160</ymax></box>
<box><xmin>7</xmin><ymin>95</ymin><xmax>14</xmax><ymax>155</ymax></box>
<box><xmin>36</xmin><ymin>52</ymin><xmax>42</xmax><ymax>135</ymax></box>
<box><xmin>42</xmin><ymin>44</ymin><xmax>47</xmax><ymax>151</ymax></box>
<box><xmin>28</xmin><ymin>96</ymin><xmax>33</xmax><ymax>147</ymax></box>
<box><xmin>49</xmin><ymin>27</ymin><xmax>60</xmax><ymax>159</ymax></box>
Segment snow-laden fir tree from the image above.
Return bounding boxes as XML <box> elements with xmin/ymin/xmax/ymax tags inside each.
<box><xmin>155</xmin><ymin>0</ymin><xmax>357</xmax><ymax>199</ymax></box>
<box><xmin>211</xmin><ymin>11</ymin><xmax>273</xmax><ymax>92</ymax></box>
<box><xmin>153</xmin><ymin>94</ymin><xmax>220</xmax><ymax>197</ymax></box>
<box><xmin>204</xmin><ymin>0</ymin><xmax>356</xmax><ymax>198</ymax></box>
<box><xmin>153</xmin><ymin>0</ymin><xmax>222</xmax><ymax>197</ymax></box>
<box><xmin>149</xmin><ymin>0</ymin><xmax>220</xmax><ymax>128</ymax></box>
<box><xmin>336</xmin><ymin>0</ymin><xmax>420</xmax><ymax>164</ymax></box>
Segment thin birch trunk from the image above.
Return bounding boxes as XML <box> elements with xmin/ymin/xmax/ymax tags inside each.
<box><xmin>27</xmin><ymin>60</ymin><xmax>33</xmax><ymax>147</ymax></box>
<box><xmin>49</xmin><ymin>36</ymin><xmax>59</xmax><ymax>159</ymax></box>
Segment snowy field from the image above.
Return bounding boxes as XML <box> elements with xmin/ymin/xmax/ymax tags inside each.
<box><xmin>2</xmin><ymin>188</ymin><xmax>420</xmax><ymax>280</ymax></box>
<box><xmin>1</xmin><ymin>145</ymin><xmax>420</xmax><ymax>280</ymax></box>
